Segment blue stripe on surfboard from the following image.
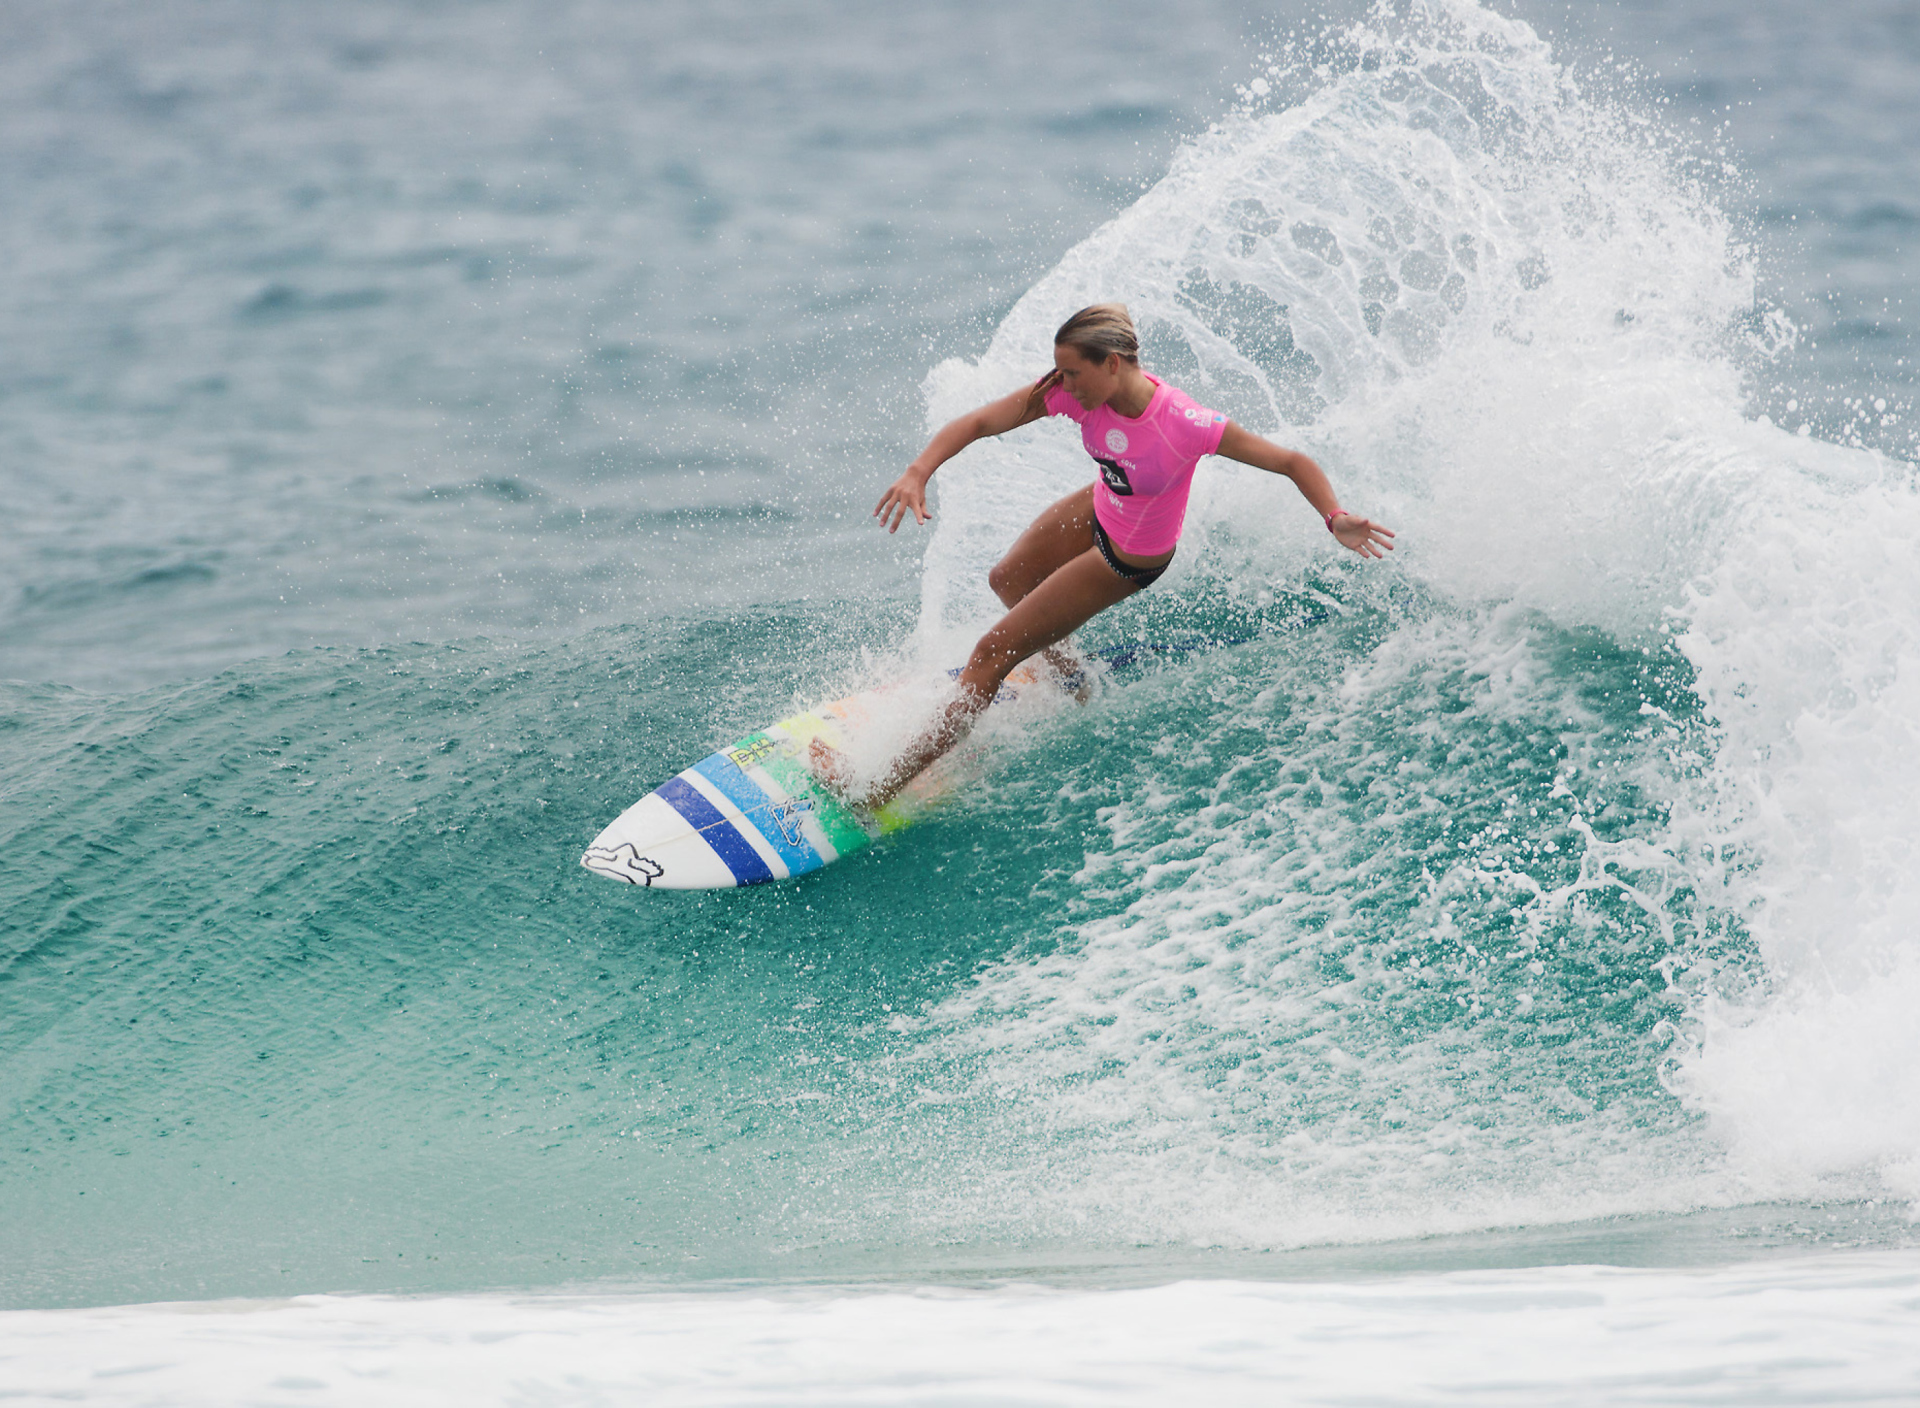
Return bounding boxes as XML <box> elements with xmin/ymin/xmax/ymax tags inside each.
<box><xmin>655</xmin><ymin>776</ymin><xmax>776</xmax><ymax>886</ymax></box>
<box><xmin>690</xmin><ymin>754</ymin><xmax>825</xmax><ymax>877</ymax></box>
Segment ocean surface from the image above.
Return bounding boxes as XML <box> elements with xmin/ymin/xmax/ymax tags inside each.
<box><xmin>3</xmin><ymin>0</ymin><xmax>1918</xmax><ymax>1402</ymax></box>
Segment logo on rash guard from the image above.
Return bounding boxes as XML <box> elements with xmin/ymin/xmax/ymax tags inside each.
<box><xmin>1105</xmin><ymin>428</ymin><xmax>1130</xmax><ymax>454</ymax></box>
<box><xmin>1094</xmin><ymin>456</ymin><xmax>1134</xmax><ymax>495</ymax></box>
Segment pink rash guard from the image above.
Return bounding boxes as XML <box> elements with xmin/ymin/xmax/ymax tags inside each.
<box><xmin>1043</xmin><ymin>372</ymin><xmax>1228</xmax><ymax>556</ymax></box>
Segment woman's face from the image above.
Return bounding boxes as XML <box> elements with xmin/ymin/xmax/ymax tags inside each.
<box><xmin>1053</xmin><ymin>343</ymin><xmax>1123</xmax><ymax>409</ymax></box>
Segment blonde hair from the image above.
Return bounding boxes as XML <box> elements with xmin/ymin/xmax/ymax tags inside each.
<box><xmin>1028</xmin><ymin>303</ymin><xmax>1142</xmax><ymax>417</ymax></box>
<box><xmin>1055</xmin><ymin>302</ymin><xmax>1140</xmax><ymax>364</ymax></box>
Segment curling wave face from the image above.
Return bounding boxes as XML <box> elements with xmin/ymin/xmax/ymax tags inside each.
<box><xmin>903</xmin><ymin>0</ymin><xmax>1920</xmax><ymax>1242</ymax></box>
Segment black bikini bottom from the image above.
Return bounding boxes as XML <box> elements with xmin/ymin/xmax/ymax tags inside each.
<box><xmin>1092</xmin><ymin>516</ymin><xmax>1172</xmax><ymax>588</ymax></box>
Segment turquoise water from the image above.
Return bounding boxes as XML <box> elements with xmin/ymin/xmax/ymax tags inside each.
<box><xmin>5</xmin><ymin>0</ymin><xmax>1920</xmax><ymax>1338</ymax></box>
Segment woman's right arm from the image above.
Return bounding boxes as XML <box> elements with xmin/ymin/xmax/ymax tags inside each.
<box><xmin>873</xmin><ymin>379</ymin><xmax>1051</xmax><ymax>532</ymax></box>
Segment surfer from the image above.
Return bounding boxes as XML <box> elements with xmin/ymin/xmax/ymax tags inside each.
<box><xmin>814</xmin><ymin>302</ymin><xmax>1393</xmax><ymax>809</ymax></box>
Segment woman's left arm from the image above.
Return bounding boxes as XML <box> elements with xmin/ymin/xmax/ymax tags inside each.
<box><xmin>1215</xmin><ymin>422</ymin><xmax>1395</xmax><ymax>559</ymax></box>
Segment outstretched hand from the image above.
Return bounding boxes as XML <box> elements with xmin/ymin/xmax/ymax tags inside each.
<box><xmin>873</xmin><ymin>470</ymin><xmax>932</xmax><ymax>533</ymax></box>
<box><xmin>1331</xmin><ymin>513</ymin><xmax>1395</xmax><ymax>559</ymax></box>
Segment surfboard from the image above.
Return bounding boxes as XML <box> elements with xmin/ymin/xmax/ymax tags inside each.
<box><xmin>580</xmin><ymin>659</ymin><xmax>1063</xmax><ymax>890</ymax></box>
<box><xmin>579</xmin><ymin>630</ymin><xmax>1302</xmax><ymax>891</ymax></box>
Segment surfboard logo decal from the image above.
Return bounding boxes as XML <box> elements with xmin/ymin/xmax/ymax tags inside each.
<box><xmin>691</xmin><ymin>753</ymin><xmax>824</xmax><ymax>876</ymax></box>
<box><xmin>768</xmin><ymin>797</ymin><xmax>815</xmax><ymax>846</ymax></box>
<box><xmin>580</xmin><ymin>843</ymin><xmax>666</xmax><ymax>886</ymax></box>
<box><xmin>727</xmin><ymin>735</ymin><xmax>783</xmax><ymax>769</ymax></box>
<box><xmin>756</xmin><ymin>748</ymin><xmax>868</xmax><ymax>861</ymax></box>
<box><xmin>655</xmin><ymin>776</ymin><xmax>776</xmax><ymax>885</ymax></box>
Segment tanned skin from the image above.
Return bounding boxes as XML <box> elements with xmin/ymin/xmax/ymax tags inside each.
<box><xmin>814</xmin><ymin>343</ymin><xmax>1394</xmax><ymax>809</ymax></box>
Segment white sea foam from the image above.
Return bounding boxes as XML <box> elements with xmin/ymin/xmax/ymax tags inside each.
<box><xmin>7</xmin><ymin>1255</ymin><xmax>1918</xmax><ymax>1406</ymax></box>
<box><xmin>906</xmin><ymin>0</ymin><xmax>1920</xmax><ymax>1242</ymax></box>
<box><xmin>1662</xmin><ymin>455</ymin><xmax>1920</xmax><ymax>1200</ymax></box>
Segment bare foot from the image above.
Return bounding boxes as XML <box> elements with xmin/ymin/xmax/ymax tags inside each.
<box><xmin>805</xmin><ymin>736</ymin><xmax>868</xmax><ymax>808</ymax></box>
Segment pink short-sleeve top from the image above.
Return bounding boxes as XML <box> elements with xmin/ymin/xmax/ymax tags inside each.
<box><xmin>1042</xmin><ymin>373</ymin><xmax>1228</xmax><ymax>557</ymax></box>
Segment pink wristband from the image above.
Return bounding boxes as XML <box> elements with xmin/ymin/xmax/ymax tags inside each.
<box><xmin>1324</xmin><ymin>508</ymin><xmax>1348</xmax><ymax>532</ymax></box>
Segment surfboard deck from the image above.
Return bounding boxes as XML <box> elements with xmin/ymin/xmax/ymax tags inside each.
<box><xmin>579</xmin><ymin>631</ymin><xmax>1298</xmax><ymax>891</ymax></box>
<box><xmin>580</xmin><ymin>659</ymin><xmax>1058</xmax><ymax>890</ymax></box>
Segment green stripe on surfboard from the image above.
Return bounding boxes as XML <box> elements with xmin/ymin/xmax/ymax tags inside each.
<box><xmin>749</xmin><ymin>735</ymin><xmax>873</xmax><ymax>858</ymax></box>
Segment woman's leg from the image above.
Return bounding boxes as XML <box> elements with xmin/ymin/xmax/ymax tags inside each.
<box><xmin>986</xmin><ymin>484</ymin><xmax>1100</xmax><ymax>682</ymax></box>
<box><xmin>856</xmin><ymin>547</ymin><xmax>1139</xmax><ymax>807</ymax></box>
<box><xmin>987</xmin><ymin>485</ymin><xmax>1097</xmax><ymax>608</ymax></box>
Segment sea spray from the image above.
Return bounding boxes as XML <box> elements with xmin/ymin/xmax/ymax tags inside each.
<box><xmin>1661</xmin><ymin>450</ymin><xmax>1920</xmax><ymax>1201</ymax></box>
<box><xmin>919</xmin><ymin>0</ymin><xmax>1774</xmax><ymax>636</ymax></box>
<box><xmin>896</xmin><ymin>0</ymin><xmax>1918</xmax><ymax>1245</ymax></box>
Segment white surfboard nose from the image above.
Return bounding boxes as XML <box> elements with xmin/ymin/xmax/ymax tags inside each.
<box><xmin>581</xmin><ymin>791</ymin><xmax>743</xmax><ymax>889</ymax></box>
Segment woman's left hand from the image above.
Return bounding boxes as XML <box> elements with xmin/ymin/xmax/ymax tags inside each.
<box><xmin>1331</xmin><ymin>513</ymin><xmax>1395</xmax><ymax>559</ymax></box>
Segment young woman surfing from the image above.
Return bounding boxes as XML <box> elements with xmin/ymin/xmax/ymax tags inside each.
<box><xmin>815</xmin><ymin>302</ymin><xmax>1394</xmax><ymax>808</ymax></box>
